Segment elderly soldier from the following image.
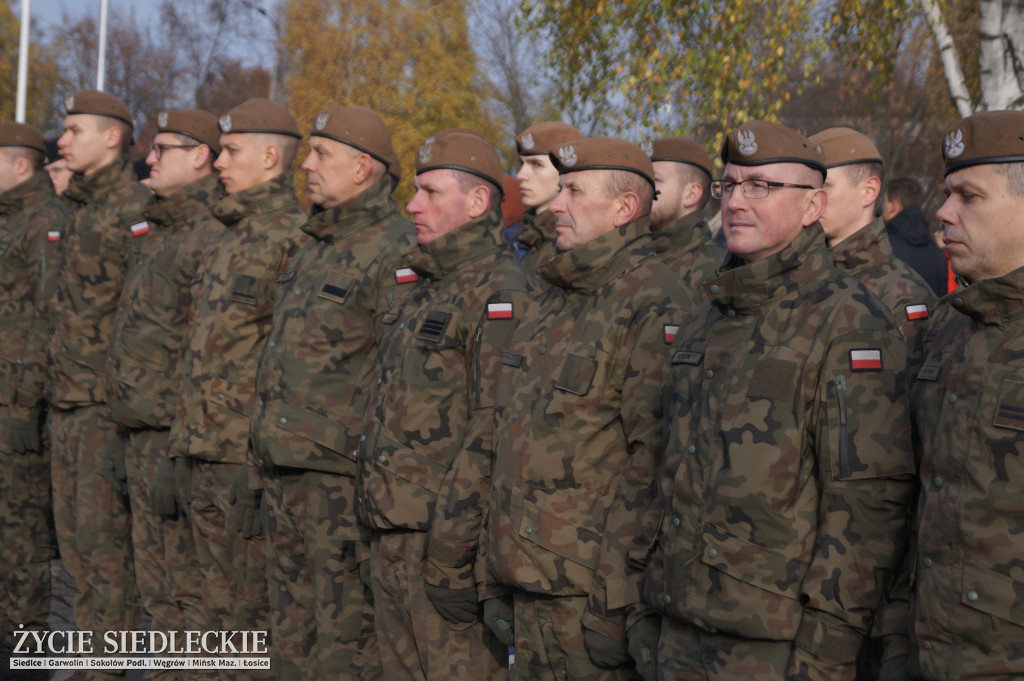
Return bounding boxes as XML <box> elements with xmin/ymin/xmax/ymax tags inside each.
<box><xmin>356</xmin><ymin>129</ymin><xmax>541</xmax><ymax>681</ymax></box>
<box><xmin>101</xmin><ymin>109</ymin><xmax>224</xmax><ymax>678</ymax></box>
<box><xmin>169</xmin><ymin>98</ymin><xmax>309</xmax><ymax>677</ymax></box>
<box><xmin>647</xmin><ymin>136</ymin><xmax>724</xmax><ymax>290</ymax></box>
<box><xmin>625</xmin><ymin>121</ymin><xmax>916</xmax><ymax>681</ymax></box>
<box><xmin>809</xmin><ymin>127</ymin><xmax>936</xmax><ymax>363</ymax></box>
<box><xmin>482</xmin><ymin>137</ymin><xmax>697</xmax><ymax>681</ymax></box>
<box><xmin>0</xmin><ymin>122</ymin><xmax>67</xmax><ymax>659</ymax></box>
<box><xmin>36</xmin><ymin>91</ymin><xmax>151</xmax><ymax>672</ymax></box>
<box><xmin>514</xmin><ymin>121</ymin><xmax>584</xmax><ymax>268</ymax></box>
<box><xmin>889</xmin><ymin>110</ymin><xmax>1024</xmax><ymax>681</ymax></box>
<box><xmin>250</xmin><ymin>105</ymin><xmax>415</xmax><ymax>679</ymax></box>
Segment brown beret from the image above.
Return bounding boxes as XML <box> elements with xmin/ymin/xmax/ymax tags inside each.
<box><xmin>646</xmin><ymin>136</ymin><xmax>713</xmax><ymax>177</ymax></box>
<box><xmin>516</xmin><ymin>122</ymin><xmax>584</xmax><ymax>156</ymax></box>
<box><xmin>218</xmin><ymin>98</ymin><xmax>300</xmax><ymax>139</ymax></box>
<box><xmin>415</xmin><ymin>129</ymin><xmax>504</xmax><ymax>197</ymax></box>
<box><xmin>156</xmin><ymin>109</ymin><xmax>221</xmax><ymax>155</ymax></box>
<box><xmin>310</xmin><ymin>105</ymin><xmax>400</xmax><ymax>182</ymax></box>
<box><xmin>548</xmin><ymin>136</ymin><xmax>655</xmax><ymax>188</ymax></box>
<box><xmin>809</xmin><ymin>127</ymin><xmax>882</xmax><ymax>169</ymax></box>
<box><xmin>721</xmin><ymin>120</ymin><xmax>825</xmax><ymax>178</ymax></box>
<box><xmin>0</xmin><ymin>122</ymin><xmax>46</xmax><ymax>154</ymax></box>
<box><xmin>941</xmin><ymin>110</ymin><xmax>1024</xmax><ymax>176</ymax></box>
<box><xmin>63</xmin><ymin>89</ymin><xmax>133</xmax><ymax>129</ymax></box>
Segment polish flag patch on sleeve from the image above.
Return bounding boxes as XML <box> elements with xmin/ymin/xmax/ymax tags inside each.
<box><xmin>664</xmin><ymin>324</ymin><xmax>679</xmax><ymax>344</ymax></box>
<box><xmin>47</xmin><ymin>231</ymin><xmax>60</xmax><ymax>242</ymax></box>
<box><xmin>395</xmin><ymin>267</ymin><xmax>419</xmax><ymax>284</ymax></box>
<box><xmin>130</xmin><ymin>221</ymin><xmax>150</xmax><ymax>237</ymax></box>
<box><xmin>850</xmin><ymin>348</ymin><xmax>883</xmax><ymax>371</ymax></box>
<box><xmin>487</xmin><ymin>302</ymin><xmax>513</xmax><ymax>320</ymax></box>
<box><xmin>905</xmin><ymin>303</ymin><xmax>930</xmax><ymax>320</ymax></box>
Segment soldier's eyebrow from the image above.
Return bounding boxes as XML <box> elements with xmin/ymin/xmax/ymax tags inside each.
<box><xmin>945</xmin><ymin>177</ymin><xmax>984</xmax><ymax>196</ymax></box>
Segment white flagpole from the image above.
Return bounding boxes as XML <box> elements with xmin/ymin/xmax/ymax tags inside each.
<box><xmin>97</xmin><ymin>0</ymin><xmax>109</xmax><ymax>91</ymax></box>
<box><xmin>15</xmin><ymin>0</ymin><xmax>31</xmax><ymax>122</ymax></box>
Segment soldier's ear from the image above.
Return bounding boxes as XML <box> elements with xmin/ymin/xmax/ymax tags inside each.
<box><xmin>803</xmin><ymin>187</ymin><xmax>827</xmax><ymax>227</ymax></box>
<box><xmin>262</xmin><ymin>144</ymin><xmax>280</xmax><ymax>170</ymax></box>
<box><xmin>612</xmin><ymin>190</ymin><xmax>641</xmax><ymax>227</ymax></box>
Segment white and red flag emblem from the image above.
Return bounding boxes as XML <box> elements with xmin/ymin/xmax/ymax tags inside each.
<box><xmin>850</xmin><ymin>349</ymin><xmax>882</xmax><ymax>371</ymax></box>
<box><xmin>395</xmin><ymin>267</ymin><xmax>419</xmax><ymax>284</ymax></box>
<box><xmin>130</xmin><ymin>222</ymin><xmax>150</xmax><ymax>237</ymax></box>
<box><xmin>487</xmin><ymin>302</ymin><xmax>513</xmax><ymax>320</ymax></box>
<box><xmin>905</xmin><ymin>304</ymin><xmax>930</xmax><ymax>320</ymax></box>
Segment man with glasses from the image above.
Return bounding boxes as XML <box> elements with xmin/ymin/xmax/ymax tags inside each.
<box><xmin>102</xmin><ymin>109</ymin><xmax>224</xmax><ymax>678</ymax></box>
<box><xmin>625</xmin><ymin>121</ymin><xmax>916</xmax><ymax>681</ymax></box>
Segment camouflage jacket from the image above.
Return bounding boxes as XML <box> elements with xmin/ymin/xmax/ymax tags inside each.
<box><xmin>0</xmin><ymin>171</ymin><xmax>67</xmax><ymax>413</ymax></box>
<box><xmin>518</xmin><ymin>207</ymin><xmax>558</xmax><ymax>273</ymax></box>
<box><xmin>483</xmin><ymin>217</ymin><xmax>697</xmax><ymax>619</ymax></box>
<box><xmin>831</xmin><ymin>217</ymin><xmax>936</xmax><ymax>367</ymax></box>
<box><xmin>46</xmin><ymin>155</ymin><xmax>152</xmax><ymax>409</ymax></box>
<box><xmin>250</xmin><ymin>175</ymin><xmax>417</xmax><ymax>477</ymax></box>
<box><xmin>105</xmin><ymin>173</ymin><xmax>225</xmax><ymax>430</ymax></box>
<box><xmin>637</xmin><ymin>225</ymin><xmax>916</xmax><ymax>679</ymax></box>
<box><xmin>651</xmin><ymin>212</ymin><xmax>725</xmax><ymax>292</ymax></box>
<box><xmin>907</xmin><ymin>266</ymin><xmax>1024</xmax><ymax>681</ymax></box>
<box><xmin>171</xmin><ymin>173</ymin><xmax>309</xmax><ymax>464</ymax></box>
<box><xmin>356</xmin><ymin>210</ymin><xmax>544</xmax><ymax>587</ymax></box>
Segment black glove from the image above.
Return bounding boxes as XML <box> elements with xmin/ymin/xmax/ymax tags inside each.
<box><xmin>482</xmin><ymin>596</ymin><xmax>514</xmax><ymax>647</ymax></box>
<box><xmin>227</xmin><ymin>466</ymin><xmax>263</xmax><ymax>538</ymax></box>
<box><xmin>101</xmin><ymin>432</ymin><xmax>128</xmax><ymax>496</ymax></box>
<box><xmin>585</xmin><ymin>628</ymin><xmax>630</xmax><ymax>668</ymax></box>
<box><xmin>6</xmin><ymin>413</ymin><xmax>41</xmax><ymax>453</ymax></box>
<box><xmin>424</xmin><ymin>583</ymin><xmax>478</xmax><ymax>623</ymax></box>
<box><xmin>150</xmin><ymin>457</ymin><xmax>178</xmax><ymax>517</ymax></box>
<box><xmin>173</xmin><ymin>456</ymin><xmax>193</xmax><ymax>517</ymax></box>
<box><xmin>627</xmin><ymin>616</ymin><xmax>661</xmax><ymax>681</ymax></box>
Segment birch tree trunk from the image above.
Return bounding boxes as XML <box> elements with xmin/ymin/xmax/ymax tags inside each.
<box><xmin>978</xmin><ymin>0</ymin><xmax>1024</xmax><ymax>109</ymax></box>
<box><xmin>921</xmin><ymin>0</ymin><xmax>974</xmax><ymax>116</ymax></box>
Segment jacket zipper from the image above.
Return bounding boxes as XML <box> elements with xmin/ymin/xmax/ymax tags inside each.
<box><xmin>836</xmin><ymin>373</ymin><xmax>849</xmax><ymax>477</ymax></box>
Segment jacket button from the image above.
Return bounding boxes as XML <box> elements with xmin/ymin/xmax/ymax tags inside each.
<box><xmin>707</xmin><ymin>548</ymin><xmax>718</xmax><ymax>559</ymax></box>
<box><xmin>360</xmin><ymin>435</ymin><xmax>367</xmax><ymax>441</ymax></box>
<box><xmin>687</xmin><ymin>445</ymin><xmax>695</xmax><ymax>454</ymax></box>
<box><xmin>967</xmin><ymin>590</ymin><xmax>979</xmax><ymax>602</ymax></box>
<box><xmin>672</xmin><ymin>517</ymin><xmax>681</xmax><ymax>527</ymax></box>
<box><xmin>406</xmin><ymin>254</ymin><xmax>414</xmax><ymax>263</ymax></box>
<box><xmin>663</xmin><ymin>594</ymin><xmax>671</xmax><ymax>605</ymax></box>
<box><xmin>524</xmin><ymin>525</ymin><xmax>533</xmax><ymax>534</ymax></box>
<box><xmin>705</xmin><ymin>370</ymin><xmax>714</xmax><ymax>379</ymax></box>
<box><xmin>539</xmin><ymin>346</ymin><xmax>546</xmax><ymax>354</ymax></box>
<box><xmin>923</xmin><ymin>558</ymin><xmax>932</xmax><ymax>568</ymax></box>
<box><xmin>948</xmin><ymin>394</ymin><xmax>957</xmax><ymax>404</ymax></box>
<box><xmin>933</xmin><ymin>476</ymin><xmax>942</xmax><ymax>488</ymax></box>
<box><xmin>709</xmin><ymin>285</ymin><xmax>720</xmax><ymax>294</ymax></box>
<box><xmin>510</xmin><ymin>412</ymin><xmax>518</xmax><ymax>421</ymax></box>
<box><xmin>378</xmin><ymin>455</ymin><xmax>386</xmax><ymax>463</ymax></box>
<box><xmin>726</xmin><ymin>309</ymin><xmax>736</xmax><ymax>318</ymax></box>
<box><xmin>922</xmin><ymin>641</ymin><xmax>932</xmax><ymax>651</ymax></box>
<box><xmin>279</xmin><ymin>418</ymin><xmax>287</xmax><ymax>424</ymax></box>
<box><xmin>489</xmin><ymin>555</ymin><xmax>496</xmax><ymax>564</ymax></box>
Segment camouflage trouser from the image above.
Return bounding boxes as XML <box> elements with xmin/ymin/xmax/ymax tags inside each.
<box><xmin>371</xmin><ymin>531</ymin><xmax>505</xmax><ymax>681</ymax></box>
<box><xmin>189</xmin><ymin>460</ymin><xmax>272</xmax><ymax>681</ymax></box>
<box><xmin>51</xmin><ymin>405</ymin><xmax>140</xmax><ymax>681</ymax></box>
<box><xmin>655</xmin><ymin>616</ymin><xmax>792</xmax><ymax>681</ymax></box>
<box><xmin>0</xmin><ymin>406</ymin><xmax>55</xmax><ymax>646</ymax></box>
<box><xmin>512</xmin><ymin>592</ymin><xmax>640</xmax><ymax>681</ymax></box>
<box><xmin>263</xmin><ymin>469</ymin><xmax>378</xmax><ymax>680</ymax></box>
<box><xmin>123</xmin><ymin>429</ymin><xmax>211</xmax><ymax>681</ymax></box>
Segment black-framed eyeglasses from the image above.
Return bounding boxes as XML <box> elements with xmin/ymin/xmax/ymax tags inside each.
<box><xmin>710</xmin><ymin>178</ymin><xmax>815</xmax><ymax>200</ymax></box>
<box><xmin>149</xmin><ymin>142</ymin><xmax>198</xmax><ymax>160</ymax></box>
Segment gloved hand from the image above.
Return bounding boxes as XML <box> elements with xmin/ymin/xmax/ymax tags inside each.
<box><xmin>151</xmin><ymin>457</ymin><xmax>179</xmax><ymax>517</ymax></box>
<box><xmin>424</xmin><ymin>583</ymin><xmax>478</xmax><ymax>623</ymax></box>
<box><xmin>101</xmin><ymin>433</ymin><xmax>128</xmax><ymax>496</ymax></box>
<box><xmin>227</xmin><ymin>466</ymin><xmax>263</xmax><ymax>538</ymax></box>
<box><xmin>878</xmin><ymin>654</ymin><xmax>910</xmax><ymax>681</ymax></box>
<box><xmin>627</xmin><ymin>616</ymin><xmax>661</xmax><ymax>681</ymax></box>
<box><xmin>585</xmin><ymin>628</ymin><xmax>630</xmax><ymax>668</ymax></box>
<box><xmin>6</xmin><ymin>413</ymin><xmax>41</xmax><ymax>453</ymax></box>
<box><xmin>173</xmin><ymin>456</ymin><xmax>193</xmax><ymax>517</ymax></box>
<box><xmin>482</xmin><ymin>596</ymin><xmax>514</xmax><ymax>647</ymax></box>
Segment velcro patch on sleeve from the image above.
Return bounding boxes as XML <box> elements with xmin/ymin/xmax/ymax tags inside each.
<box><xmin>850</xmin><ymin>349</ymin><xmax>883</xmax><ymax>372</ymax></box>
<box><xmin>487</xmin><ymin>302</ymin><xmax>513</xmax><ymax>320</ymax></box>
<box><xmin>664</xmin><ymin>324</ymin><xmax>679</xmax><ymax>344</ymax></box>
<box><xmin>748</xmin><ymin>358</ymin><xmax>797</xmax><ymax>401</ymax></box>
<box><xmin>130</xmin><ymin>221</ymin><xmax>150</xmax><ymax>237</ymax></box>
<box><xmin>994</xmin><ymin>379</ymin><xmax>1024</xmax><ymax>431</ymax></box>
<box><xmin>47</xmin><ymin>230</ymin><xmax>60</xmax><ymax>241</ymax></box>
<box><xmin>905</xmin><ymin>304</ymin><xmax>930</xmax><ymax>321</ymax></box>
<box><xmin>416</xmin><ymin>310</ymin><xmax>452</xmax><ymax>342</ymax></box>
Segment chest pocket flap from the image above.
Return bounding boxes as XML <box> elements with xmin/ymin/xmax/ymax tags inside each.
<box><xmin>555</xmin><ymin>353</ymin><xmax>597</xmax><ymax>396</ymax></box>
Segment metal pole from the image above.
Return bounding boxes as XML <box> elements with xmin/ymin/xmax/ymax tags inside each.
<box><xmin>97</xmin><ymin>0</ymin><xmax>109</xmax><ymax>91</ymax></box>
<box><xmin>15</xmin><ymin>0</ymin><xmax>31</xmax><ymax>122</ymax></box>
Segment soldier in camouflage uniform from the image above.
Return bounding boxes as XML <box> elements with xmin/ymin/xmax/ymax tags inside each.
<box><xmin>480</xmin><ymin>137</ymin><xmax>697</xmax><ymax>681</ymax></box>
<box><xmin>250</xmin><ymin>105</ymin><xmax>415</xmax><ymax>680</ymax></box>
<box><xmin>169</xmin><ymin>98</ymin><xmax>309</xmax><ymax>679</ymax></box>
<box><xmin>0</xmin><ymin>122</ymin><xmax>66</xmax><ymax>656</ymax></box>
<box><xmin>514</xmin><ymin>122</ymin><xmax>584</xmax><ymax>270</ymax></box>
<box><xmin>809</xmin><ymin>127</ymin><xmax>936</xmax><ymax>364</ymax></box>
<box><xmin>645</xmin><ymin>137</ymin><xmax>725</xmax><ymax>291</ymax></box>
<box><xmin>625</xmin><ymin>121</ymin><xmax>916</xmax><ymax>681</ymax></box>
<box><xmin>356</xmin><ymin>130</ymin><xmax>542</xmax><ymax>681</ymax></box>
<box><xmin>102</xmin><ymin>109</ymin><xmax>224</xmax><ymax>680</ymax></box>
<box><xmin>38</xmin><ymin>91</ymin><xmax>151</xmax><ymax>677</ymax></box>
<box><xmin>887</xmin><ymin>111</ymin><xmax>1024</xmax><ymax>681</ymax></box>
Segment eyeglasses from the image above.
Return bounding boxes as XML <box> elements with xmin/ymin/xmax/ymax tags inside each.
<box><xmin>148</xmin><ymin>142</ymin><xmax>198</xmax><ymax>160</ymax></box>
<box><xmin>710</xmin><ymin>178</ymin><xmax>815</xmax><ymax>200</ymax></box>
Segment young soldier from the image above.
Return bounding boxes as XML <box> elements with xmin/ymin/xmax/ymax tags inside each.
<box><xmin>647</xmin><ymin>136</ymin><xmax>725</xmax><ymax>290</ymax></box>
<box><xmin>357</xmin><ymin>130</ymin><xmax>542</xmax><ymax>681</ymax></box>
<box><xmin>0</xmin><ymin>122</ymin><xmax>67</xmax><ymax>666</ymax></box>
<box><xmin>514</xmin><ymin>121</ymin><xmax>583</xmax><ymax>269</ymax></box>
<box><xmin>250</xmin><ymin>105</ymin><xmax>415</xmax><ymax>679</ymax></box>
<box><xmin>483</xmin><ymin>137</ymin><xmax>698</xmax><ymax>681</ymax></box>
<box><xmin>169</xmin><ymin>98</ymin><xmax>309</xmax><ymax>679</ymax></box>
<box><xmin>103</xmin><ymin>109</ymin><xmax>224</xmax><ymax>680</ymax></box>
<box><xmin>627</xmin><ymin>121</ymin><xmax>916</xmax><ymax>681</ymax></box>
